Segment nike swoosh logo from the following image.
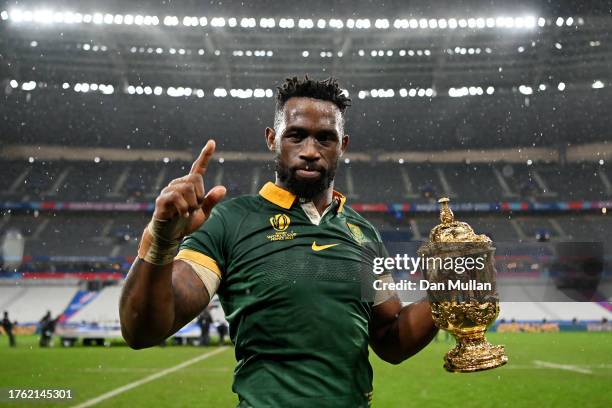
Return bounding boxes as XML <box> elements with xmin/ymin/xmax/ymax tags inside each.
<box><xmin>311</xmin><ymin>242</ymin><xmax>340</xmax><ymax>251</ymax></box>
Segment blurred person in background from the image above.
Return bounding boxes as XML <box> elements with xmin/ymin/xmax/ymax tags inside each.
<box><xmin>39</xmin><ymin>312</ymin><xmax>60</xmax><ymax>347</ymax></box>
<box><xmin>217</xmin><ymin>320</ymin><xmax>228</xmax><ymax>346</ymax></box>
<box><xmin>196</xmin><ymin>306</ymin><xmax>213</xmax><ymax>346</ymax></box>
<box><xmin>38</xmin><ymin>310</ymin><xmax>51</xmax><ymax>334</ymax></box>
<box><xmin>1</xmin><ymin>311</ymin><xmax>16</xmax><ymax>347</ymax></box>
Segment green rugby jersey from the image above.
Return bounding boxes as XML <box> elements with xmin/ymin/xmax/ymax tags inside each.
<box><xmin>176</xmin><ymin>182</ymin><xmax>387</xmax><ymax>407</ymax></box>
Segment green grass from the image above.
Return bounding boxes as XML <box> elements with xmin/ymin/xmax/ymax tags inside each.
<box><xmin>0</xmin><ymin>333</ymin><xmax>611</xmax><ymax>407</ymax></box>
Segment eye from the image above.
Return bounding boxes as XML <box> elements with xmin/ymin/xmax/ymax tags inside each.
<box><xmin>316</xmin><ymin>133</ymin><xmax>335</xmax><ymax>144</ymax></box>
<box><xmin>284</xmin><ymin>129</ymin><xmax>306</xmax><ymax>142</ymax></box>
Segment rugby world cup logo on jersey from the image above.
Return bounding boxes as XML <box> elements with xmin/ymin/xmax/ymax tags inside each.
<box><xmin>267</xmin><ymin>213</ymin><xmax>297</xmax><ymax>241</ymax></box>
<box><xmin>270</xmin><ymin>214</ymin><xmax>290</xmax><ymax>231</ymax></box>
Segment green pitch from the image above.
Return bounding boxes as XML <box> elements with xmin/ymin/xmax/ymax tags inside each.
<box><xmin>0</xmin><ymin>332</ymin><xmax>611</xmax><ymax>407</ymax></box>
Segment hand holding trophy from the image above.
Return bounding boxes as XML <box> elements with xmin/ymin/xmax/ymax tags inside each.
<box><xmin>418</xmin><ymin>198</ymin><xmax>508</xmax><ymax>372</ymax></box>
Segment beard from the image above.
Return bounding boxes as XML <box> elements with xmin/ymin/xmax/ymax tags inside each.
<box><xmin>275</xmin><ymin>158</ymin><xmax>337</xmax><ymax>200</ymax></box>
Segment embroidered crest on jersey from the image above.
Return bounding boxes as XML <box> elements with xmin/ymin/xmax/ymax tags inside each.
<box><xmin>267</xmin><ymin>214</ymin><xmax>297</xmax><ymax>241</ymax></box>
<box><xmin>347</xmin><ymin>222</ymin><xmax>366</xmax><ymax>244</ymax></box>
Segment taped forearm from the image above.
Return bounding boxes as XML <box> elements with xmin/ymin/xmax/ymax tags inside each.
<box><xmin>137</xmin><ymin>217</ymin><xmax>189</xmax><ymax>265</ymax></box>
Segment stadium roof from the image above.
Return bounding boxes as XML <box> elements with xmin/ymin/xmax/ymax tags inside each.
<box><xmin>1</xmin><ymin>0</ymin><xmax>611</xmax><ymax>152</ymax></box>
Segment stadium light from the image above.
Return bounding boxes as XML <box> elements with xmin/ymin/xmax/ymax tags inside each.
<box><xmin>101</xmin><ymin>85</ymin><xmax>113</xmax><ymax>94</ymax></box>
<box><xmin>213</xmin><ymin>88</ymin><xmax>227</xmax><ymax>97</ymax></box>
<box><xmin>329</xmin><ymin>19</ymin><xmax>343</xmax><ymax>28</ymax></box>
<box><xmin>9</xmin><ymin>78</ymin><xmax>600</xmax><ymax>101</ymax></box>
<box><xmin>298</xmin><ymin>18</ymin><xmax>314</xmax><ymax>29</ymax></box>
<box><xmin>0</xmin><ymin>9</ymin><xmax>548</xmax><ymax>30</ymax></box>
<box><xmin>279</xmin><ymin>18</ymin><xmax>294</xmax><ymax>28</ymax></box>
<box><xmin>164</xmin><ymin>16</ymin><xmax>178</xmax><ymax>26</ymax></box>
<box><xmin>519</xmin><ymin>85</ymin><xmax>533</xmax><ymax>95</ymax></box>
<box><xmin>449</xmin><ymin>87</ymin><xmax>466</xmax><ymax>97</ymax></box>
<box><xmin>21</xmin><ymin>81</ymin><xmax>36</xmax><ymax>91</ymax></box>
<box><xmin>211</xmin><ymin>17</ymin><xmax>226</xmax><ymax>27</ymax></box>
<box><xmin>375</xmin><ymin>19</ymin><xmax>390</xmax><ymax>29</ymax></box>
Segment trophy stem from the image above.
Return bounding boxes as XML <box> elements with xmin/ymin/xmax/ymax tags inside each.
<box><xmin>444</xmin><ymin>328</ymin><xmax>508</xmax><ymax>373</ymax></box>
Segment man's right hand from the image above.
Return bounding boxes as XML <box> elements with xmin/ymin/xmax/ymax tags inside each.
<box><xmin>122</xmin><ymin>140</ymin><xmax>225</xmax><ymax>348</ymax></box>
<box><xmin>152</xmin><ymin>139</ymin><xmax>226</xmax><ymax>242</ymax></box>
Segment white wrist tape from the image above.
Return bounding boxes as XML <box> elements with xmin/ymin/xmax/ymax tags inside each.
<box><xmin>137</xmin><ymin>217</ymin><xmax>190</xmax><ymax>265</ymax></box>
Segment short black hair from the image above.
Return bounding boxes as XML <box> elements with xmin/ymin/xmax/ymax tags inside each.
<box><xmin>276</xmin><ymin>75</ymin><xmax>351</xmax><ymax>114</ymax></box>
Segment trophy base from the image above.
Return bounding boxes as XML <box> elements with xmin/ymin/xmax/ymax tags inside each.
<box><xmin>444</xmin><ymin>330</ymin><xmax>508</xmax><ymax>373</ymax></box>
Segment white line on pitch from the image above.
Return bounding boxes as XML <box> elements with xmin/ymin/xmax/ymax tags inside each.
<box><xmin>533</xmin><ymin>360</ymin><xmax>593</xmax><ymax>374</ymax></box>
<box><xmin>70</xmin><ymin>346</ymin><xmax>229</xmax><ymax>408</ymax></box>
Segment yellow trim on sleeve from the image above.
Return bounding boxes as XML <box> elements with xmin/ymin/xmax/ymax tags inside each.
<box><xmin>175</xmin><ymin>249</ymin><xmax>222</xmax><ymax>278</ymax></box>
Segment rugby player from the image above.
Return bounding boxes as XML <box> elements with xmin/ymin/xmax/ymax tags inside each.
<box><xmin>119</xmin><ymin>76</ymin><xmax>437</xmax><ymax>407</ymax></box>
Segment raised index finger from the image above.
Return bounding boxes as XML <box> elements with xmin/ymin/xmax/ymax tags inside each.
<box><xmin>190</xmin><ymin>139</ymin><xmax>216</xmax><ymax>175</ymax></box>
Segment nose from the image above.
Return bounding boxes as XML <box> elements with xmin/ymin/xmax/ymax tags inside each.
<box><xmin>299</xmin><ymin>136</ymin><xmax>321</xmax><ymax>161</ymax></box>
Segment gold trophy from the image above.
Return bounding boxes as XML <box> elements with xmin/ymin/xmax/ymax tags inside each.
<box><xmin>418</xmin><ymin>198</ymin><xmax>508</xmax><ymax>372</ymax></box>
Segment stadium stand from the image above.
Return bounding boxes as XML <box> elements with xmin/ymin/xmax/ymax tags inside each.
<box><xmin>0</xmin><ymin>283</ymin><xmax>78</xmax><ymax>324</ymax></box>
<box><xmin>65</xmin><ymin>285</ymin><xmax>122</xmax><ymax>325</ymax></box>
<box><xmin>2</xmin><ymin>212</ymin><xmax>612</xmax><ymax>261</ymax></box>
<box><xmin>1</xmin><ymin>160</ymin><xmax>609</xmax><ymax>204</ymax></box>
<box><xmin>500</xmin><ymin>302</ymin><xmax>612</xmax><ymax>322</ymax></box>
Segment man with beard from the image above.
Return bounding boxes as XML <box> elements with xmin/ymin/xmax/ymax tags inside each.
<box><xmin>120</xmin><ymin>76</ymin><xmax>436</xmax><ymax>407</ymax></box>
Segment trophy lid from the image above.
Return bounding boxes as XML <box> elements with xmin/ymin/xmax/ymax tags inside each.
<box><xmin>429</xmin><ymin>198</ymin><xmax>491</xmax><ymax>244</ymax></box>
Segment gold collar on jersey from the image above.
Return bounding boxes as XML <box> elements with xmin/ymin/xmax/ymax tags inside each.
<box><xmin>259</xmin><ymin>182</ymin><xmax>346</xmax><ymax>212</ymax></box>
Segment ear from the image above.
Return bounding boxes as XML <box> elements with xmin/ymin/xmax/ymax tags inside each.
<box><xmin>265</xmin><ymin>127</ymin><xmax>276</xmax><ymax>152</ymax></box>
<box><xmin>339</xmin><ymin>134</ymin><xmax>349</xmax><ymax>157</ymax></box>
